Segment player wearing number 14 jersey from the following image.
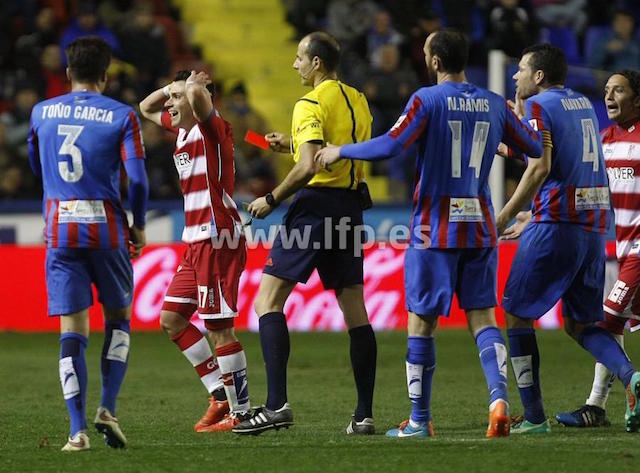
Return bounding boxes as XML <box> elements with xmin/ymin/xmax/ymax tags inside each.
<box><xmin>315</xmin><ymin>29</ymin><xmax>543</xmax><ymax>439</ymax></box>
<box><xmin>28</xmin><ymin>37</ymin><xmax>149</xmax><ymax>451</ymax></box>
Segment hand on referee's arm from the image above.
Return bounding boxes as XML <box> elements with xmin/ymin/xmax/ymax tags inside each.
<box><xmin>265</xmin><ymin>132</ymin><xmax>291</xmax><ymax>153</ymax></box>
<box><xmin>314</xmin><ymin>143</ymin><xmax>342</xmax><ymax>171</ymax></box>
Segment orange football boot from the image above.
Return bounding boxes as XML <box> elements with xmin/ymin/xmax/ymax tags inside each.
<box><xmin>194</xmin><ymin>396</ymin><xmax>229</xmax><ymax>432</ymax></box>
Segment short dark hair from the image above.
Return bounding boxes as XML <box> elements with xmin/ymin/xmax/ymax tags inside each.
<box><xmin>66</xmin><ymin>36</ymin><xmax>112</xmax><ymax>83</ymax></box>
<box><xmin>428</xmin><ymin>29</ymin><xmax>469</xmax><ymax>74</ymax></box>
<box><xmin>522</xmin><ymin>43</ymin><xmax>567</xmax><ymax>86</ymax></box>
<box><xmin>305</xmin><ymin>32</ymin><xmax>340</xmax><ymax>72</ymax></box>
<box><xmin>614</xmin><ymin>69</ymin><xmax>640</xmax><ymax>101</ymax></box>
<box><xmin>173</xmin><ymin>70</ymin><xmax>215</xmax><ymax>98</ymax></box>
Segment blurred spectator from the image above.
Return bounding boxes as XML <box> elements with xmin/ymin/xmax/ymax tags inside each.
<box><xmin>487</xmin><ymin>0</ymin><xmax>535</xmax><ymax>59</ymax></box>
<box><xmin>327</xmin><ymin>0</ymin><xmax>377</xmax><ymax>57</ymax></box>
<box><xmin>362</xmin><ymin>44</ymin><xmax>418</xmax><ymax>136</ymax></box>
<box><xmin>39</xmin><ymin>44</ymin><xmax>69</xmax><ymax>98</ymax></box>
<box><xmin>59</xmin><ymin>2</ymin><xmax>121</xmax><ymax>64</ymax></box>
<box><xmin>219</xmin><ymin>82</ymin><xmax>276</xmax><ymax>198</ymax></box>
<box><xmin>118</xmin><ymin>0</ymin><xmax>171</xmax><ymax>95</ymax></box>
<box><xmin>0</xmin><ymin>121</ymin><xmax>37</xmax><ymax>200</ymax></box>
<box><xmin>408</xmin><ymin>9</ymin><xmax>441</xmax><ymax>84</ymax></box>
<box><xmin>1</xmin><ymin>83</ymin><xmax>39</xmax><ymax>161</ymax></box>
<box><xmin>588</xmin><ymin>9</ymin><xmax>640</xmax><ymax>71</ymax></box>
<box><xmin>284</xmin><ymin>0</ymin><xmax>327</xmax><ymax>39</ymax></box>
<box><xmin>14</xmin><ymin>6</ymin><xmax>59</xmax><ymax>78</ymax></box>
<box><xmin>532</xmin><ymin>0</ymin><xmax>588</xmax><ymax>36</ymax></box>
<box><xmin>367</xmin><ymin>10</ymin><xmax>403</xmax><ymax>69</ymax></box>
<box><xmin>142</xmin><ymin>120</ymin><xmax>181</xmax><ymax>199</ymax></box>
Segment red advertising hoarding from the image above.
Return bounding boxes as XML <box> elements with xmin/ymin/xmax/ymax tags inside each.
<box><xmin>1</xmin><ymin>242</ymin><xmax>599</xmax><ymax>332</ymax></box>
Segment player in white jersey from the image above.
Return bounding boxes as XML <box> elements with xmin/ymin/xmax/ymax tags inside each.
<box><xmin>556</xmin><ymin>70</ymin><xmax>640</xmax><ymax>429</ymax></box>
<box><xmin>139</xmin><ymin>70</ymin><xmax>251</xmax><ymax>432</ymax></box>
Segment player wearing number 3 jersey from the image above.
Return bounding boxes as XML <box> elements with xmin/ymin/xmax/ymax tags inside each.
<box><xmin>28</xmin><ymin>37</ymin><xmax>149</xmax><ymax>451</ymax></box>
<box><xmin>315</xmin><ymin>29</ymin><xmax>542</xmax><ymax>439</ymax></box>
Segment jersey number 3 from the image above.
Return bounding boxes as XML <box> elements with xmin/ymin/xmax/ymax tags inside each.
<box><xmin>449</xmin><ymin>120</ymin><xmax>490</xmax><ymax>179</ymax></box>
<box><xmin>57</xmin><ymin>124</ymin><xmax>84</xmax><ymax>182</ymax></box>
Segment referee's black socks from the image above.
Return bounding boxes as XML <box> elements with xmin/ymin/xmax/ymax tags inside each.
<box><xmin>349</xmin><ymin>324</ymin><xmax>377</xmax><ymax>421</ymax></box>
<box><xmin>259</xmin><ymin>312</ymin><xmax>290</xmax><ymax>411</ymax></box>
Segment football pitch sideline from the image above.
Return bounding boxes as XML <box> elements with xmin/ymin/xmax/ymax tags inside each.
<box><xmin>1</xmin><ymin>330</ymin><xmax>638</xmax><ymax>473</ymax></box>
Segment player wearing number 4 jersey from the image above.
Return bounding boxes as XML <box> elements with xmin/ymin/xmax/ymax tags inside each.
<box><xmin>495</xmin><ymin>45</ymin><xmax>640</xmax><ymax>435</ymax></box>
<box><xmin>556</xmin><ymin>70</ymin><xmax>640</xmax><ymax>430</ymax></box>
<box><xmin>316</xmin><ymin>29</ymin><xmax>543</xmax><ymax>439</ymax></box>
<box><xmin>28</xmin><ymin>37</ymin><xmax>149</xmax><ymax>451</ymax></box>
<box><xmin>139</xmin><ymin>70</ymin><xmax>251</xmax><ymax>432</ymax></box>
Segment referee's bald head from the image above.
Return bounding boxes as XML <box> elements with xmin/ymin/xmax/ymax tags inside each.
<box><xmin>302</xmin><ymin>31</ymin><xmax>340</xmax><ymax>73</ymax></box>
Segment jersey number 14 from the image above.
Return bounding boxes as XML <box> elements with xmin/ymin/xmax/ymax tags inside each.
<box><xmin>449</xmin><ymin>120</ymin><xmax>490</xmax><ymax>179</ymax></box>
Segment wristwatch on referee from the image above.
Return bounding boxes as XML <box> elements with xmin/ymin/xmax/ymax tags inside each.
<box><xmin>265</xmin><ymin>192</ymin><xmax>279</xmax><ymax>208</ymax></box>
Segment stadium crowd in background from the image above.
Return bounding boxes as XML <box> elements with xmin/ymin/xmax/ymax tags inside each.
<box><xmin>2</xmin><ymin>0</ymin><xmax>640</xmax><ymax>202</ymax></box>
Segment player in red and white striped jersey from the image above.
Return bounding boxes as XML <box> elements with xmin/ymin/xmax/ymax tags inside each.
<box><xmin>556</xmin><ymin>70</ymin><xmax>640</xmax><ymax>428</ymax></box>
<box><xmin>139</xmin><ymin>70</ymin><xmax>251</xmax><ymax>432</ymax></box>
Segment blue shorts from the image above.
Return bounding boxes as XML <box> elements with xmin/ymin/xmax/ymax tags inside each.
<box><xmin>264</xmin><ymin>187</ymin><xmax>364</xmax><ymax>290</ymax></box>
<box><xmin>45</xmin><ymin>248</ymin><xmax>133</xmax><ymax>316</ymax></box>
<box><xmin>502</xmin><ymin>223</ymin><xmax>605</xmax><ymax>322</ymax></box>
<box><xmin>404</xmin><ymin>246</ymin><xmax>497</xmax><ymax>317</ymax></box>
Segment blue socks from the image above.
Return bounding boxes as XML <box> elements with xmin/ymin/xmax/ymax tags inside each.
<box><xmin>579</xmin><ymin>325</ymin><xmax>635</xmax><ymax>387</ymax></box>
<box><xmin>101</xmin><ymin>320</ymin><xmax>131</xmax><ymax>415</ymax></box>
<box><xmin>406</xmin><ymin>336</ymin><xmax>435</xmax><ymax>424</ymax></box>
<box><xmin>59</xmin><ymin>333</ymin><xmax>88</xmax><ymax>436</ymax></box>
<box><xmin>349</xmin><ymin>324</ymin><xmax>377</xmax><ymax>421</ymax></box>
<box><xmin>507</xmin><ymin>328</ymin><xmax>545</xmax><ymax>424</ymax></box>
<box><xmin>259</xmin><ymin>312</ymin><xmax>290</xmax><ymax>411</ymax></box>
<box><xmin>475</xmin><ymin>327</ymin><xmax>509</xmax><ymax>405</ymax></box>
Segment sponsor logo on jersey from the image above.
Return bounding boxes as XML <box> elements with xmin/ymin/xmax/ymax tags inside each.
<box><xmin>575</xmin><ymin>187</ymin><xmax>610</xmax><ymax>210</ymax></box>
<box><xmin>608</xmin><ymin>280</ymin><xmax>629</xmax><ymax>305</ymax></box>
<box><xmin>449</xmin><ymin>198</ymin><xmax>484</xmax><ymax>222</ymax></box>
<box><xmin>607</xmin><ymin>167</ymin><xmax>634</xmax><ymax>181</ymax></box>
<box><xmin>174</xmin><ymin>152</ymin><xmax>192</xmax><ymax>171</ymax></box>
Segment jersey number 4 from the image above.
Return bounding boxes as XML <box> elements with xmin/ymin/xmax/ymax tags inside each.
<box><xmin>449</xmin><ymin>120</ymin><xmax>490</xmax><ymax>179</ymax></box>
<box><xmin>57</xmin><ymin>124</ymin><xmax>85</xmax><ymax>182</ymax></box>
<box><xmin>581</xmin><ymin>119</ymin><xmax>599</xmax><ymax>172</ymax></box>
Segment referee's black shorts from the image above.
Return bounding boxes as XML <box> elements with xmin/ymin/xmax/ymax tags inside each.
<box><xmin>263</xmin><ymin>187</ymin><xmax>364</xmax><ymax>290</ymax></box>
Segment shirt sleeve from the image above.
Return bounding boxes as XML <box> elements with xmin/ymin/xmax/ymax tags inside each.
<box><xmin>524</xmin><ymin>99</ymin><xmax>553</xmax><ymax>149</ymax></box>
<box><xmin>341</xmin><ymin>92</ymin><xmax>429</xmax><ymax>161</ymax></box>
<box><xmin>502</xmin><ymin>100</ymin><xmax>543</xmax><ymax>159</ymax></box>
<box><xmin>27</xmin><ymin>111</ymin><xmax>41</xmax><ymax>177</ymax></box>
<box><xmin>197</xmin><ymin>110</ymin><xmax>225</xmax><ymax>143</ymax></box>
<box><xmin>120</xmin><ymin>110</ymin><xmax>146</xmax><ymax>161</ymax></box>
<box><xmin>292</xmin><ymin>99</ymin><xmax>324</xmax><ymax>145</ymax></box>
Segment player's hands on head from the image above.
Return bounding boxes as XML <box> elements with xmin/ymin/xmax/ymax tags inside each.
<box><xmin>313</xmin><ymin>143</ymin><xmax>342</xmax><ymax>172</ymax></box>
<box><xmin>265</xmin><ymin>132</ymin><xmax>291</xmax><ymax>153</ymax></box>
<box><xmin>499</xmin><ymin>210</ymin><xmax>532</xmax><ymax>240</ymax></box>
<box><xmin>247</xmin><ymin>196</ymin><xmax>274</xmax><ymax>219</ymax></box>
<box><xmin>186</xmin><ymin>70</ymin><xmax>211</xmax><ymax>89</ymax></box>
<box><xmin>129</xmin><ymin>225</ymin><xmax>146</xmax><ymax>258</ymax></box>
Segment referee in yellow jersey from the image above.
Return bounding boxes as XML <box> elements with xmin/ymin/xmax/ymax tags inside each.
<box><xmin>235</xmin><ymin>31</ymin><xmax>377</xmax><ymax>436</ymax></box>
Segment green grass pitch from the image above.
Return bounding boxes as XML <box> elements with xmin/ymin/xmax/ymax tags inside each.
<box><xmin>1</xmin><ymin>330</ymin><xmax>639</xmax><ymax>473</ymax></box>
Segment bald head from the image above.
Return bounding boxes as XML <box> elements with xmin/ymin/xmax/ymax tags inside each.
<box><xmin>301</xmin><ymin>31</ymin><xmax>340</xmax><ymax>72</ymax></box>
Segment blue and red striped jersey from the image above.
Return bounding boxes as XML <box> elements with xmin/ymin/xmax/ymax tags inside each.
<box><xmin>525</xmin><ymin>88</ymin><xmax>611</xmax><ymax>233</ymax></box>
<box><xmin>341</xmin><ymin>81</ymin><xmax>542</xmax><ymax>248</ymax></box>
<box><xmin>28</xmin><ymin>91</ymin><xmax>146</xmax><ymax>249</ymax></box>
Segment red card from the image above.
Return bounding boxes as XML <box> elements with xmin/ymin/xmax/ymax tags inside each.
<box><xmin>244</xmin><ymin>130</ymin><xmax>269</xmax><ymax>150</ymax></box>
